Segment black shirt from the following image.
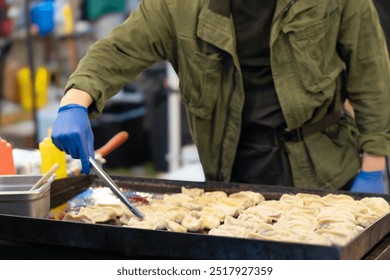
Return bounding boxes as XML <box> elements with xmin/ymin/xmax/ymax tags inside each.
<box><xmin>232</xmin><ymin>0</ymin><xmax>286</xmax><ymax>129</ymax></box>
<box><xmin>230</xmin><ymin>0</ymin><xmax>293</xmax><ymax>186</ymax></box>
<box><xmin>373</xmin><ymin>0</ymin><xmax>390</xmax><ymax>54</ymax></box>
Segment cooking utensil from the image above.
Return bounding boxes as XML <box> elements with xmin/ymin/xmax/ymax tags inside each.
<box><xmin>95</xmin><ymin>131</ymin><xmax>129</xmax><ymax>158</ymax></box>
<box><xmin>29</xmin><ymin>163</ymin><xmax>59</xmax><ymax>191</ymax></box>
<box><xmin>67</xmin><ymin>131</ymin><xmax>129</xmax><ymax>176</ymax></box>
<box><xmin>89</xmin><ymin>156</ymin><xmax>144</xmax><ymax>219</ymax></box>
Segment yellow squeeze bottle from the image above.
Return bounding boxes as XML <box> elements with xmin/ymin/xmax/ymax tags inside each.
<box><xmin>39</xmin><ymin>137</ymin><xmax>67</xmax><ymax>179</ymax></box>
<box><xmin>17</xmin><ymin>66</ymin><xmax>50</xmax><ymax>111</ymax></box>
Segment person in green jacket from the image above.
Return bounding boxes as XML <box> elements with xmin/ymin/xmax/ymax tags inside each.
<box><xmin>51</xmin><ymin>0</ymin><xmax>390</xmax><ymax>193</ymax></box>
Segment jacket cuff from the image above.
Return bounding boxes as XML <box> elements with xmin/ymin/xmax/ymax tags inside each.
<box><xmin>358</xmin><ymin>133</ymin><xmax>390</xmax><ymax>156</ymax></box>
<box><xmin>64</xmin><ymin>75</ymin><xmax>106</xmax><ymax>119</ymax></box>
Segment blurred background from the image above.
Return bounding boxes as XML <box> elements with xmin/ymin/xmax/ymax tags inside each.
<box><xmin>0</xmin><ymin>0</ymin><xmax>204</xmax><ymax>181</ymax></box>
<box><xmin>0</xmin><ymin>0</ymin><xmax>389</xmax><ymax>182</ymax></box>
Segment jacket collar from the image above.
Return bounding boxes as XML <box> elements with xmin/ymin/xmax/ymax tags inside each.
<box><xmin>197</xmin><ymin>0</ymin><xmax>235</xmax><ymax>54</ymax></box>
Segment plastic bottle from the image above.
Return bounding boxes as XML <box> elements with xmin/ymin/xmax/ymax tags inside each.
<box><xmin>54</xmin><ymin>0</ymin><xmax>74</xmax><ymax>35</ymax></box>
<box><xmin>39</xmin><ymin>137</ymin><xmax>67</xmax><ymax>179</ymax></box>
<box><xmin>30</xmin><ymin>0</ymin><xmax>55</xmax><ymax>36</ymax></box>
<box><xmin>17</xmin><ymin>66</ymin><xmax>50</xmax><ymax>111</ymax></box>
<box><xmin>0</xmin><ymin>138</ymin><xmax>16</xmax><ymax>175</ymax></box>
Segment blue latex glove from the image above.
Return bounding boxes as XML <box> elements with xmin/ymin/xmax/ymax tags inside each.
<box><xmin>51</xmin><ymin>104</ymin><xmax>94</xmax><ymax>174</ymax></box>
<box><xmin>350</xmin><ymin>170</ymin><xmax>385</xmax><ymax>194</ymax></box>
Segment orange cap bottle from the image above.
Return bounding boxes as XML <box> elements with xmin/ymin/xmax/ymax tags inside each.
<box><xmin>0</xmin><ymin>138</ymin><xmax>16</xmax><ymax>175</ymax></box>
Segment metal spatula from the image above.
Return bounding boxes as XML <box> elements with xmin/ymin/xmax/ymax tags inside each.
<box><xmin>89</xmin><ymin>156</ymin><xmax>144</xmax><ymax>219</ymax></box>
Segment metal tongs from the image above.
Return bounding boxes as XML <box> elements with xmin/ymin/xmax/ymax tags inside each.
<box><xmin>89</xmin><ymin>156</ymin><xmax>144</xmax><ymax>219</ymax></box>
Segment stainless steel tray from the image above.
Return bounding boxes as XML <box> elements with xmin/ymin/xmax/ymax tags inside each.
<box><xmin>0</xmin><ymin>175</ymin><xmax>54</xmax><ymax>218</ymax></box>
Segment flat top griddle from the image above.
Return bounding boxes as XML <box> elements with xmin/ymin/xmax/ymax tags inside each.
<box><xmin>0</xmin><ymin>175</ymin><xmax>389</xmax><ymax>260</ymax></box>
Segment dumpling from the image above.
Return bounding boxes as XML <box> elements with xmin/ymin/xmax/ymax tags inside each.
<box><xmin>181</xmin><ymin>215</ymin><xmax>203</xmax><ymax>232</ymax></box>
<box><xmin>237</xmin><ymin>213</ymin><xmax>272</xmax><ymax>224</ymax></box>
<box><xmin>208</xmin><ymin>229</ymin><xmax>236</xmax><ymax>237</ymax></box>
<box><xmin>199</xmin><ymin>214</ymin><xmax>221</xmax><ymax>230</ymax></box>
<box><xmin>214</xmin><ymin>224</ymin><xmax>250</xmax><ymax>238</ymax></box>
<box><xmin>76</xmin><ymin>205</ymin><xmax>119</xmax><ymax>223</ymax></box>
<box><xmin>359</xmin><ymin>197</ymin><xmax>390</xmax><ymax>217</ymax></box>
<box><xmin>63</xmin><ymin>212</ymin><xmax>95</xmax><ymax>223</ymax></box>
<box><xmin>210</xmin><ymin>203</ymin><xmax>240</xmax><ymax>218</ymax></box>
<box><xmin>217</xmin><ymin>197</ymin><xmax>252</xmax><ymax>210</ymax></box>
<box><xmin>279</xmin><ymin>194</ymin><xmax>304</xmax><ymax>206</ymax></box>
<box><xmin>242</xmin><ymin>204</ymin><xmax>282</xmax><ymax>220</ymax></box>
<box><xmin>193</xmin><ymin>207</ymin><xmax>226</xmax><ymax>220</ymax></box>
<box><xmin>296</xmin><ymin>193</ymin><xmax>322</xmax><ymax>204</ymax></box>
<box><xmin>317</xmin><ymin>207</ymin><xmax>357</xmax><ymax>224</ymax></box>
<box><xmin>163</xmin><ymin>193</ymin><xmax>193</xmax><ymax>206</ymax></box>
<box><xmin>320</xmin><ymin>193</ymin><xmax>355</xmax><ymax>206</ymax></box>
<box><xmin>202</xmin><ymin>191</ymin><xmax>228</xmax><ymax>200</ymax></box>
<box><xmin>223</xmin><ymin>216</ymin><xmax>258</xmax><ymax>232</ymax></box>
<box><xmin>229</xmin><ymin>191</ymin><xmax>265</xmax><ymax>206</ymax></box>
<box><xmin>166</xmin><ymin>220</ymin><xmax>187</xmax><ymax>233</ymax></box>
<box><xmin>181</xmin><ymin>187</ymin><xmax>204</xmax><ymax>197</ymax></box>
<box><xmin>355</xmin><ymin>213</ymin><xmax>381</xmax><ymax>227</ymax></box>
<box><xmin>316</xmin><ymin>229</ymin><xmax>352</xmax><ymax>246</ymax></box>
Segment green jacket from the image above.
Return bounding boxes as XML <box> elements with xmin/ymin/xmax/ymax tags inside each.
<box><xmin>66</xmin><ymin>0</ymin><xmax>390</xmax><ymax>190</ymax></box>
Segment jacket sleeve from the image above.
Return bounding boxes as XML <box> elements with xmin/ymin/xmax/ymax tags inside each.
<box><xmin>337</xmin><ymin>0</ymin><xmax>390</xmax><ymax>156</ymax></box>
<box><xmin>64</xmin><ymin>0</ymin><xmax>175</xmax><ymax>118</ymax></box>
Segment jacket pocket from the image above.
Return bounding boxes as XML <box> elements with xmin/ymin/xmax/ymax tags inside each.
<box><xmin>303</xmin><ymin>115</ymin><xmax>360</xmax><ymax>188</ymax></box>
<box><xmin>282</xmin><ymin>3</ymin><xmax>344</xmax><ymax>94</ymax></box>
<box><xmin>178</xmin><ymin>39</ymin><xmax>223</xmax><ymax>120</ymax></box>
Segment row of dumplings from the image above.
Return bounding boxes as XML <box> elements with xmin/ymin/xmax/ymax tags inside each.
<box><xmin>208</xmin><ymin>192</ymin><xmax>389</xmax><ymax>246</ymax></box>
<box><xmin>63</xmin><ymin>187</ymin><xmax>390</xmax><ymax>246</ymax></box>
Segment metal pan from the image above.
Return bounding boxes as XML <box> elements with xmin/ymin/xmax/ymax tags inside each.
<box><xmin>0</xmin><ymin>174</ymin><xmax>54</xmax><ymax>218</ymax></box>
<box><xmin>0</xmin><ymin>175</ymin><xmax>389</xmax><ymax>259</ymax></box>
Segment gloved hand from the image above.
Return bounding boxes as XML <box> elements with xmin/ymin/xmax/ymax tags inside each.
<box><xmin>51</xmin><ymin>104</ymin><xmax>94</xmax><ymax>174</ymax></box>
<box><xmin>350</xmin><ymin>170</ymin><xmax>385</xmax><ymax>194</ymax></box>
